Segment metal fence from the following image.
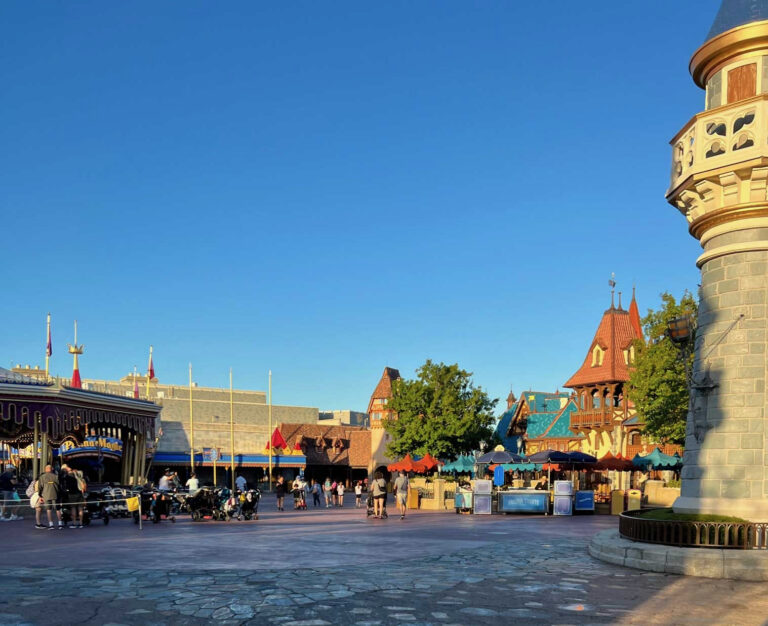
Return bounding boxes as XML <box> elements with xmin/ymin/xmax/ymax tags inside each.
<box><xmin>619</xmin><ymin>510</ymin><xmax>768</xmax><ymax>549</ymax></box>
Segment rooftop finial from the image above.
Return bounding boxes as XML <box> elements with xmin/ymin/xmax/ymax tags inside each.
<box><xmin>609</xmin><ymin>273</ymin><xmax>616</xmax><ymax>309</ymax></box>
<box><xmin>618</xmin><ymin>291</ymin><xmax>623</xmax><ymax>309</ymax></box>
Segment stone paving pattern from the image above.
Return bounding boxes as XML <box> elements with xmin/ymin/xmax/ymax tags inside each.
<box><xmin>0</xmin><ymin>501</ymin><xmax>766</xmax><ymax>625</ymax></box>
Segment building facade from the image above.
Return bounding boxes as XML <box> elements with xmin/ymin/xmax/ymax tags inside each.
<box><xmin>368</xmin><ymin>367</ymin><xmax>400</xmax><ymax>475</ymax></box>
<box><xmin>496</xmin><ymin>390</ymin><xmax>584</xmax><ymax>455</ymax></box>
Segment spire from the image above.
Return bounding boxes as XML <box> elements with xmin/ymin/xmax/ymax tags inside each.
<box><xmin>707</xmin><ymin>0</ymin><xmax>768</xmax><ymax>41</ymax></box>
<box><xmin>629</xmin><ymin>286</ymin><xmax>643</xmax><ymax>339</ymax></box>
<box><xmin>618</xmin><ymin>291</ymin><xmax>623</xmax><ymax>310</ymax></box>
<box><xmin>67</xmin><ymin>320</ymin><xmax>84</xmax><ymax>389</ymax></box>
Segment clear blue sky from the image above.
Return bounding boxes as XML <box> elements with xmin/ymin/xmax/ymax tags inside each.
<box><xmin>1</xmin><ymin>1</ymin><xmax>717</xmax><ymax>412</ymax></box>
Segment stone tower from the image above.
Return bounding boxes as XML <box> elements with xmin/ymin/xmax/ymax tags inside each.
<box><xmin>667</xmin><ymin>0</ymin><xmax>768</xmax><ymax>520</ymax></box>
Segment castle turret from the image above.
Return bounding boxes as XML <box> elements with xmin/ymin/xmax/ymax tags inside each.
<box><xmin>667</xmin><ymin>0</ymin><xmax>768</xmax><ymax>520</ymax></box>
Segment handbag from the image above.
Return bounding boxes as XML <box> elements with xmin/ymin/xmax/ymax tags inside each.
<box><xmin>30</xmin><ymin>493</ymin><xmax>40</xmax><ymax>508</ymax></box>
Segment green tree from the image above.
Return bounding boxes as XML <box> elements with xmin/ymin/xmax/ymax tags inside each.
<box><xmin>383</xmin><ymin>360</ymin><xmax>498</xmax><ymax>460</ymax></box>
<box><xmin>627</xmin><ymin>291</ymin><xmax>698</xmax><ymax>445</ymax></box>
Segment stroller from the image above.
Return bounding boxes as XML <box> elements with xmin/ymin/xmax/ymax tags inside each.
<box><xmin>292</xmin><ymin>486</ymin><xmax>307</xmax><ymax>510</ymax></box>
<box><xmin>219</xmin><ymin>490</ymin><xmax>240</xmax><ymax>521</ymax></box>
<box><xmin>132</xmin><ymin>488</ymin><xmax>176</xmax><ymax>524</ymax></box>
<box><xmin>186</xmin><ymin>486</ymin><xmax>217</xmax><ymax>521</ymax></box>
<box><xmin>366</xmin><ymin>492</ymin><xmax>388</xmax><ymax>519</ymax></box>
<box><xmin>238</xmin><ymin>488</ymin><xmax>260</xmax><ymax>520</ymax></box>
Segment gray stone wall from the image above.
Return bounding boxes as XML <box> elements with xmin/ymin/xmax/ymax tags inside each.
<box><xmin>157</xmin><ymin>398</ymin><xmax>318</xmax><ymax>455</ymax></box>
<box><xmin>681</xmin><ymin>250</ymin><xmax>768</xmax><ymax>507</ymax></box>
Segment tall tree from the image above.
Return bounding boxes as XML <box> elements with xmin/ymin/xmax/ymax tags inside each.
<box><xmin>627</xmin><ymin>291</ymin><xmax>698</xmax><ymax>445</ymax></box>
<box><xmin>384</xmin><ymin>360</ymin><xmax>498</xmax><ymax>460</ymax></box>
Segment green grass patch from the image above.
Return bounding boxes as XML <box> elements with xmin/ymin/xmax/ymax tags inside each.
<box><xmin>638</xmin><ymin>508</ymin><xmax>747</xmax><ymax>523</ymax></box>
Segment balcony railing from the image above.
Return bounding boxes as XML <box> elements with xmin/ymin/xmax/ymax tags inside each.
<box><xmin>570</xmin><ymin>408</ymin><xmax>614</xmax><ymax>430</ymax></box>
<box><xmin>668</xmin><ymin>94</ymin><xmax>768</xmax><ymax>196</ymax></box>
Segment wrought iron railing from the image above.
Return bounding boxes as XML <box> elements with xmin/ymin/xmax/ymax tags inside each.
<box><xmin>620</xmin><ymin>510</ymin><xmax>768</xmax><ymax>549</ymax></box>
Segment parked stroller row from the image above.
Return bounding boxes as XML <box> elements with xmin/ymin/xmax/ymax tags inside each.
<box><xmin>186</xmin><ymin>487</ymin><xmax>261</xmax><ymax>522</ymax></box>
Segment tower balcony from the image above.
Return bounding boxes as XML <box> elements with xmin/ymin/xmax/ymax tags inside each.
<box><xmin>569</xmin><ymin>408</ymin><xmax>614</xmax><ymax>433</ymax></box>
<box><xmin>667</xmin><ymin>94</ymin><xmax>768</xmax><ymax>200</ymax></box>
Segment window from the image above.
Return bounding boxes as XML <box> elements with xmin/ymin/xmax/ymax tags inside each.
<box><xmin>728</xmin><ymin>64</ymin><xmax>757</xmax><ymax>104</ymax></box>
<box><xmin>591</xmin><ymin>345</ymin><xmax>604</xmax><ymax>367</ymax></box>
<box><xmin>707</xmin><ymin>70</ymin><xmax>722</xmax><ymax>110</ymax></box>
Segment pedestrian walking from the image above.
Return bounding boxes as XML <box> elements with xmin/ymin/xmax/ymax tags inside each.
<box><xmin>275</xmin><ymin>475</ymin><xmax>286</xmax><ymax>511</ymax></box>
<box><xmin>310</xmin><ymin>478</ymin><xmax>320</xmax><ymax>507</ymax></box>
<box><xmin>394</xmin><ymin>470</ymin><xmax>410</xmax><ymax>520</ymax></box>
<box><xmin>236</xmin><ymin>473</ymin><xmax>247</xmax><ymax>492</ymax></box>
<box><xmin>61</xmin><ymin>465</ymin><xmax>86</xmax><ymax>528</ymax></box>
<box><xmin>336</xmin><ymin>481</ymin><xmax>345</xmax><ymax>507</ymax></box>
<box><xmin>323</xmin><ymin>478</ymin><xmax>333</xmax><ymax>508</ymax></box>
<box><xmin>37</xmin><ymin>464</ymin><xmax>63</xmax><ymax>530</ymax></box>
<box><xmin>311</xmin><ymin>480</ymin><xmax>321</xmax><ymax>507</ymax></box>
<box><xmin>0</xmin><ymin>464</ymin><xmax>19</xmax><ymax>521</ymax></box>
<box><xmin>371</xmin><ymin>471</ymin><xmax>387</xmax><ymax>519</ymax></box>
<box><xmin>354</xmin><ymin>481</ymin><xmax>363</xmax><ymax>508</ymax></box>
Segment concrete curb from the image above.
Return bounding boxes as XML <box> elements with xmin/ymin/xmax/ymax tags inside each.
<box><xmin>589</xmin><ymin>529</ymin><xmax>768</xmax><ymax>581</ymax></box>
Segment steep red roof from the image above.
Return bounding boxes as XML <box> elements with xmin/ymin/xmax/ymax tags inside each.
<box><xmin>564</xmin><ymin>305</ymin><xmax>643</xmax><ymax>388</ymax></box>
<box><xmin>367</xmin><ymin>367</ymin><xmax>400</xmax><ymax>413</ymax></box>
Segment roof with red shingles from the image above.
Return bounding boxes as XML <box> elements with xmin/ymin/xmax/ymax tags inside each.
<box><xmin>564</xmin><ymin>304</ymin><xmax>643</xmax><ymax>388</ymax></box>
<box><xmin>367</xmin><ymin>367</ymin><xmax>400</xmax><ymax>413</ymax></box>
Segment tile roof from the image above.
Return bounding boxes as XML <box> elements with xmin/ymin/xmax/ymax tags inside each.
<box><xmin>367</xmin><ymin>367</ymin><xmax>401</xmax><ymax>413</ymax></box>
<box><xmin>708</xmin><ymin>0</ymin><xmax>768</xmax><ymax>41</ymax></box>
<box><xmin>564</xmin><ymin>304</ymin><xmax>643</xmax><ymax>388</ymax></box>
<box><xmin>494</xmin><ymin>401</ymin><xmax>522</xmax><ymax>453</ymax></box>
<box><xmin>629</xmin><ymin>288</ymin><xmax>643</xmax><ymax>339</ymax></box>
<box><xmin>540</xmin><ymin>401</ymin><xmax>582</xmax><ymax>439</ymax></box>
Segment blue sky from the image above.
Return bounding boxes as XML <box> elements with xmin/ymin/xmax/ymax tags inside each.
<box><xmin>1</xmin><ymin>1</ymin><xmax>717</xmax><ymax>412</ymax></box>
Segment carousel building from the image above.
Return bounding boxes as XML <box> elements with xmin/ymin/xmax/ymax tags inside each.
<box><xmin>0</xmin><ymin>367</ymin><xmax>160</xmax><ymax>484</ymax></box>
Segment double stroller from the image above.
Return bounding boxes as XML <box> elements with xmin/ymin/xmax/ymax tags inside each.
<box><xmin>238</xmin><ymin>488</ymin><xmax>260</xmax><ymax>520</ymax></box>
<box><xmin>186</xmin><ymin>486</ymin><xmax>218</xmax><ymax>521</ymax></box>
<box><xmin>132</xmin><ymin>487</ymin><xmax>177</xmax><ymax>524</ymax></box>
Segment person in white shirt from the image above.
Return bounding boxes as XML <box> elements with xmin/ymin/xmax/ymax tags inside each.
<box><xmin>354</xmin><ymin>482</ymin><xmax>363</xmax><ymax>508</ymax></box>
<box><xmin>186</xmin><ymin>473</ymin><xmax>199</xmax><ymax>495</ymax></box>
<box><xmin>336</xmin><ymin>481</ymin><xmax>345</xmax><ymax>508</ymax></box>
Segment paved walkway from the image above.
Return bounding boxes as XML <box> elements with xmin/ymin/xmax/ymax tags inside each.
<box><xmin>0</xmin><ymin>502</ymin><xmax>766</xmax><ymax>625</ymax></box>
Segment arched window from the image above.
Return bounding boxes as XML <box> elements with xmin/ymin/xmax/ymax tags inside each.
<box><xmin>591</xmin><ymin>345</ymin><xmax>604</xmax><ymax>367</ymax></box>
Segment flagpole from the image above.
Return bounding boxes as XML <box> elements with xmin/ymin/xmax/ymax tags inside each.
<box><xmin>146</xmin><ymin>345</ymin><xmax>153</xmax><ymax>399</ymax></box>
<box><xmin>268</xmin><ymin>370</ymin><xmax>272</xmax><ymax>492</ymax></box>
<box><xmin>189</xmin><ymin>363</ymin><xmax>195</xmax><ymax>473</ymax></box>
<box><xmin>229</xmin><ymin>368</ymin><xmax>235</xmax><ymax>493</ymax></box>
<box><xmin>45</xmin><ymin>313</ymin><xmax>51</xmax><ymax>379</ymax></box>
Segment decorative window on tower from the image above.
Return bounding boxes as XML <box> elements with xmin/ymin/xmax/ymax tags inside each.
<box><xmin>591</xmin><ymin>345</ymin><xmax>604</xmax><ymax>367</ymax></box>
<box><xmin>707</xmin><ymin>71</ymin><xmax>722</xmax><ymax>110</ymax></box>
<box><xmin>727</xmin><ymin>64</ymin><xmax>757</xmax><ymax>104</ymax></box>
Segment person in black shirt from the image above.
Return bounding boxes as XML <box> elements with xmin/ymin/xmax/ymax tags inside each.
<box><xmin>275</xmin><ymin>476</ymin><xmax>286</xmax><ymax>511</ymax></box>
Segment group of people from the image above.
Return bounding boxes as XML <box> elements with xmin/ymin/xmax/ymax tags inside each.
<box><xmin>370</xmin><ymin>470</ymin><xmax>410</xmax><ymax>520</ymax></box>
<box><xmin>28</xmin><ymin>464</ymin><xmax>88</xmax><ymax>529</ymax></box>
<box><xmin>272</xmin><ymin>476</ymin><xmax>365</xmax><ymax>511</ymax></box>
<box><xmin>269</xmin><ymin>470</ymin><xmax>411</xmax><ymax>520</ymax></box>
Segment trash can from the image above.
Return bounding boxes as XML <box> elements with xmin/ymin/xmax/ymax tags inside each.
<box><xmin>610</xmin><ymin>489</ymin><xmax>625</xmax><ymax>515</ymax></box>
<box><xmin>407</xmin><ymin>489</ymin><xmax>419</xmax><ymax>509</ymax></box>
<box><xmin>627</xmin><ymin>489</ymin><xmax>642</xmax><ymax>511</ymax></box>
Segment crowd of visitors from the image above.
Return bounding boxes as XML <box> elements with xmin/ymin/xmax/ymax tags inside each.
<box><xmin>0</xmin><ymin>462</ymin><xmax>415</xmax><ymax>527</ymax></box>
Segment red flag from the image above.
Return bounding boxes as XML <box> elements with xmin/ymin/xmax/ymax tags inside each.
<box><xmin>270</xmin><ymin>427</ymin><xmax>288</xmax><ymax>450</ymax></box>
<box><xmin>71</xmin><ymin>367</ymin><xmax>81</xmax><ymax>389</ymax></box>
<box><xmin>147</xmin><ymin>349</ymin><xmax>155</xmax><ymax>380</ymax></box>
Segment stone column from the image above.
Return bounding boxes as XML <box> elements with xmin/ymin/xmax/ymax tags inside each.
<box><xmin>674</xmin><ymin>247</ymin><xmax>768</xmax><ymax>520</ymax></box>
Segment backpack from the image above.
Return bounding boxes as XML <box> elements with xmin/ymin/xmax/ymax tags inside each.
<box><xmin>74</xmin><ymin>470</ymin><xmax>87</xmax><ymax>493</ymax></box>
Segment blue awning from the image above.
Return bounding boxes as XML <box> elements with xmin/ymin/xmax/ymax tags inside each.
<box><xmin>153</xmin><ymin>452</ymin><xmax>306</xmax><ymax>468</ymax></box>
